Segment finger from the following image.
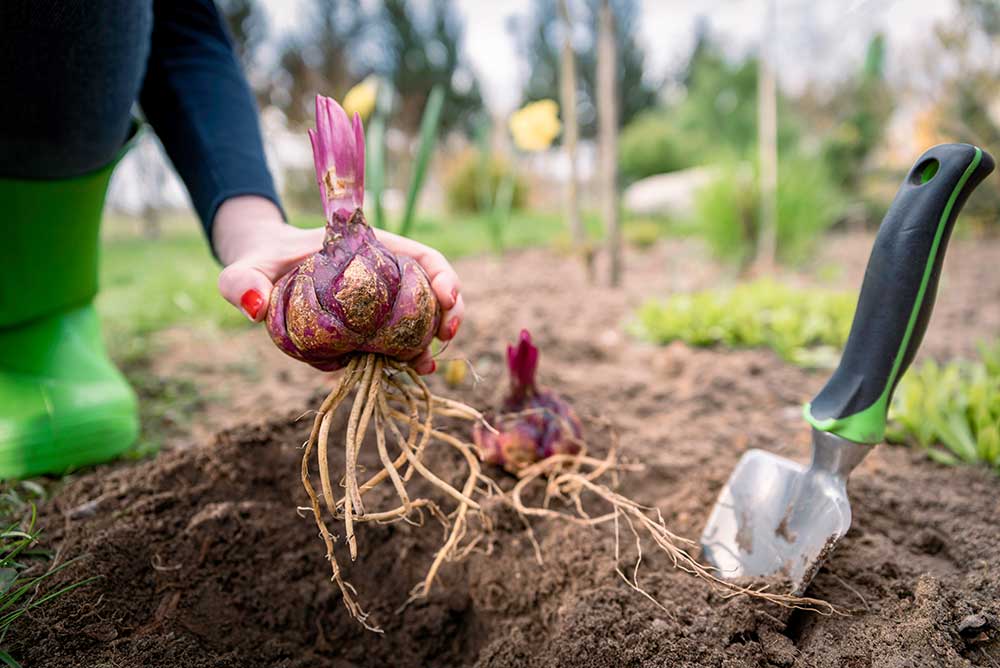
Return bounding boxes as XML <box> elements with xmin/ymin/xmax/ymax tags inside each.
<box><xmin>410</xmin><ymin>349</ymin><xmax>436</xmax><ymax>375</ymax></box>
<box><xmin>428</xmin><ymin>257</ymin><xmax>460</xmax><ymax>310</ymax></box>
<box><xmin>376</xmin><ymin>230</ymin><xmax>460</xmax><ymax>309</ymax></box>
<box><xmin>437</xmin><ymin>293</ymin><xmax>465</xmax><ymax>341</ymax></box>
<box><xmin>218</xmin><ymin>261</ymin><xmax>273</xmax><ymax>322</ymax></box>
<box><xmin>257</xmin><ymin>226</ymin><xmax>326</xmax><ymax>283</ymax></box>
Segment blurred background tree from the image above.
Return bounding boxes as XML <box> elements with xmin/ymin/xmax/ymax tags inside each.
<box><xmin>512</xmin><ymin>0</ymin><xmax>657</xmax><ymax>138</ymax></box>
<box><xmin>921</xmin><ymin>0</ymin><xmax>1000</xmax><ymax>229</ymax></box>
<box><xmin>821</xmin><ymin>34</ymin><xmax>892</xmax><ymax>197</ymax></box>
<box><xmin>616</xmin><ymin>22</ymin><xmax>852</xmax><ymax>269</ymax></box>
<box><xmin>270</xmin><ymin>0</ymin><xmax>368</xmax><ymax>126</ymax></box>
<box><xmin>370</xmin><ymin>0</ymin><xmax>483</xmax><ymax>135</ymax></box>
<box><xmin>619</xmin><ymin>24</ymin><xmax>804</xmax><ymax>185</ymax></box>
<box><xmin>113</xmin><ymin>0</ymin><xmax>1000</xmax><ymax>273</ymax></box>
<box><xmin>218</xmin><ymin>0</ymin><xmax>268</xmax><ymax>73</ymax></box>
<box><xmin>927</xmin><ymin>0</ymin><xmax>1000</xmax><ymax>149</ymax></box>
<box><xmin>672</xmin><ymin>25</ymin><xmax>803</xmax><ymax>161</ymax></box>
<box><xmin>261</xmin><ymin>0</ymin><xmax>481</xmax><ymax>136</ymax></box>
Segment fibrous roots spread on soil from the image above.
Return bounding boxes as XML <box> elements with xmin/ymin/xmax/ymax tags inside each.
<box><xmin>297</xmin><ymin>353</ymin><xmax>492</xmax><ymax>630</ymax></box>
<box><xmin>265</xmin><ymin>95</ymin><xmax>496</xmax><ymax>630</ymax></box>
<box><xmin>11</xmin><ymin>325</ymin><xmax>1000</xmax><ymax>666</ymax></box>
<box><xmin>256</xmin><ymin>92</ymin><xmax>837</xmax><ymax>633</ymax></box>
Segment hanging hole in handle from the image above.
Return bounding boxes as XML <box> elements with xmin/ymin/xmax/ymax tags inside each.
<box><xmin>911</xmin><ymin>158</ymin><xmax>940</xmax><ymax>185</ymax></box>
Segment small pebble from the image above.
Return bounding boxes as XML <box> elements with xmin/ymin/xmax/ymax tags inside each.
<box><xmin>598</xmin><ymin>328</ymin><xmax>621</xmax><ymax>349</ymax></box>
<box><xmin>958</xmin><ymin>613</ymin><xmax>991</xmax><ymax>639</ymax></box>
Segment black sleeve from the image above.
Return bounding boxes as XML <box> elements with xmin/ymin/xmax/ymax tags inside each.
<box><xmin>139</xmin><ymin>0</ymin><xmax>284</xmax><ymax>253</ymax></box>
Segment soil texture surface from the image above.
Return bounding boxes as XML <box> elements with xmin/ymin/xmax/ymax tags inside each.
<box><xmin>9</xmin><ymin>235</ymin><xmax>1000</xmax><ymax>667</ymax></box>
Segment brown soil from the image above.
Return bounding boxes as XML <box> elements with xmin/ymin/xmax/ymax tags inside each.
<box><xmin>9</xmin><ymin>235</ymin><xmax>1000</xmax><ymax>667</ymax></box>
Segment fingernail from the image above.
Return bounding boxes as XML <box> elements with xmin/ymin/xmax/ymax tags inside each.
<box><xmin>447</xmin><ymin>317</ymin><xmax>459</xmax><ymax>339</ymax></box>
<box><xmin>241</xmin><ymin>289</ymin><xmax>265</xmax><ymax>320</ymax></box>
<box><xmin>450</xmin><ymin>286</ymin><xmax>459</xmax><ymax>306</ymax></box>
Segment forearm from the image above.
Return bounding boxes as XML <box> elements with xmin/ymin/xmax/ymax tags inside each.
<box><xmin>213</xmin><ymin>196</ymin><xmax>288</xmax><ymax>267</ymax></box>
<box><xmin>139</xmin><ymin>0</ymin><xmax>282</xmax><ymax>251</ymax></box>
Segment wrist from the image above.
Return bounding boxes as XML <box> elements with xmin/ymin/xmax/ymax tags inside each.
<box><xmin>212</xmin><ymin>195</ymin><xmax>286</xmax><ymax>266</ymax></box>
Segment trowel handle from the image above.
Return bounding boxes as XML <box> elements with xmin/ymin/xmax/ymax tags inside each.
<box><xmin>805</xmin><ymin>143</ymin><xmax>994</xmax><ymax>444</ymax></box>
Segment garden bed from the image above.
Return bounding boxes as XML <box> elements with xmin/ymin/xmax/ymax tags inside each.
<box><xmin>10</xmin><ymin>236</ymin><xmax>1000</xmax><ymax>667</ymax></box>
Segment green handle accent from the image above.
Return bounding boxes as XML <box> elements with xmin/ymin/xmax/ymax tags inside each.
<box><xmin>805</xmin><ymin>144</ymin><xmax>994</xmax><ymax>444</ymax></box>
<box><xmin>398</xmin><ymin>85</ymin><xmax>445</xmax><ymax>238</ymax></box>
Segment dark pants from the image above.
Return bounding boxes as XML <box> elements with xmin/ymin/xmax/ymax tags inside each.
<box><xmin>0</xmin><ymin>1</ymin><xmax>152</xmax><ymax>179</ymax></box>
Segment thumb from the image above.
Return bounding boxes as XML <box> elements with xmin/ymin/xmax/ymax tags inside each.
<box><xmin>218</xmin><ymin>261</ymin><xmax>274</xmax><ymax>323</ymax></box>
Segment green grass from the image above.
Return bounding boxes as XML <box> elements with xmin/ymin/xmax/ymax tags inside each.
<box><xmin>98</xmin><ymin>217</ymin><xmax>247</xmax><ymax>342</ymax></box>
<box><xmin>99</xmin><ymin>208</ymin><xmax>674</xmax><ymax>345</ymax></box>
<box><xmin>98</xmin><ymin>209</ymin><xmax>613</xmax><ymax>342</ymax></box>
<box><xmin>0</xmin><ymin>484</ymin><xmax>97</xmax><ymax>666</ymax></box>
<box><xmin>631</xmin><ymin>279</ymin><xmax>857</xmax><ymax>368</ymax></box>
<box><xmin>888</xmin><ymin>341</ymin><xmax>1000</xmax><ymax>471</ymax></box>
<box><xmin>291</xmin><ymin>209</ymin><xmax>606</xmax><ymax>260</ymax></box>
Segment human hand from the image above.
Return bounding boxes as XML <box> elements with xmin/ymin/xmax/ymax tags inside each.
<box><xmin>212</xmin><ymin>195</ymin><xmax>463</xmax><ymax>375</ymax></box>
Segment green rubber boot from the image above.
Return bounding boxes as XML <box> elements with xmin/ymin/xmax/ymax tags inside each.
<box><xmin>0</xmin><ymin>128</ymin><xmax>141</xmax><ymax>479</ymax></box>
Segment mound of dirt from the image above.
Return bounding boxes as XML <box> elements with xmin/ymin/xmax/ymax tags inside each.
<box><xmin>10</xmin><ymin>343</ymin><xmax>1000</xmax><ymax>667</ymax></box>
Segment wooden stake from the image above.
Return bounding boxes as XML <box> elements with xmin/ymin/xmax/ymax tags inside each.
<box><xmin>755</xmin><ymin>0</ymin><xmax>779</xmax><ymax>274</ymax></box>
<box><xmin>597</xmin><ymin>0</ymin><xmax>622</xmax><ymax>287</ymax></box>
<box><xmin>559</xmin><ymin>0</ymin><xmax>592</xmax><ymax>280</ymax></box>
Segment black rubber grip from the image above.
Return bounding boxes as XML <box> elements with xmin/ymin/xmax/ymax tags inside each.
<box><xmin>809</xmin><ymin>143</ymin><xmax>994</xmax><ymax>424</ymax></box>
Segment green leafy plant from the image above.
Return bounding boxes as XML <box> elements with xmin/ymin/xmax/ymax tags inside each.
<box><xmin>618</xmin><ymin>111</ymin><xmax>697</xmax><ymax>183</ymax></box>
<box><xmin>364</xmin><ymin>79</ymin><xmax>391</xmax><ymax>229</ymax></box>
<box><xmin>475</xmin><ymin>115</ymin><xmax>517</xmax><ymax>252</ymax></box>
<box><xmin>821</xmin><ymin>33</ymin><xmax>892</xmax><ymax>198</ymax></box>
<box><xmin>696</xmin><ymin>163</ymin><xmax>757</xmax><ymax>265</ymax></box>
<box><xmin>622</xmin><ymin>217</ymin><xmax>665</xmax><ymax>249</ymax></box>
<box><xmin>888</xmin><ymin>341</ymin><xmax>1000</xmax><ymax>470</ymax></box>
<box><xmin>362</xmin><ymin>82</ymin><xmax>446</xmax><ymax>237</ymax></box>
<box><xmin>443</xmin><ymin>148</ymin><xmax>526</xmax><ymax>251</ymax></box>
<box><xmin>669</xmin><ymin>28</ymin><xmax>803</xmax><ymax>161</ymax></box>
<box><xmin>0</xmin><ymin>486</ymin><xmax>98</xmax><ymax>667</ymax></box>
<box><xmin>637</xmin><ymin>280</ymin><xmax>1000</xmax><ymax>471</ymax></box>
<box><xmin>398</xmin><ymin>85</ymin><xmax>445</xmax><ymax>237</ymax></box>
<box><xmin>693</xmin><ymin>154</ymin><xmax>846</xmax><ymax>268</ymax></box>
<box><xmin>443</xmin><ymin>149</ymin><xmax>526</xmax><ymax>214</ymax></box>
<box><xmin>632</xmin><ymin>280</ymin><xmax>856</xmax><ymax>368</ymax></box>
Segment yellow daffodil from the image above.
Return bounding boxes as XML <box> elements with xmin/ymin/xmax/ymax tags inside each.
<box><xmin>444</xmin><ymin>359</ymin><xmax>467</xmax><ymax>388</ymax></box>
<box><xmin>508</xmin><ymin>99</ymin><xmax>561</xmax><ymax>152</ymax></box>
<box><xmin>343</xmin><ymin>75</ymin><xmax>379</xmax><ymax>121</ymax></box>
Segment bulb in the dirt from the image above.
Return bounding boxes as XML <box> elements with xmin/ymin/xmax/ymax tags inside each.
<box><xmin>474</xmin><ymin>329</ymin><xmax>583</xmax><ymax>472</ymax></box>
<box><xmin>266</xmin><ymin>95</ymin><xmax>440</xmax><ymax>370</ymax></box>
<box><xmin>506</xmin><ymin>329</ymin><xmax>539</xmax><ymax>402</ymax></box>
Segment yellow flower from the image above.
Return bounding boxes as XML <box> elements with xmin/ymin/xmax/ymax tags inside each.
<box><xmin>343</xmin><ymin>76</ymin><xmax>378</xmax><ymax>121</ymax></box>
<box><xmin>443</xmin><ymin>359</ymin><xmax>467</xmax><ymax>388</ymax></box>
<box><xmin>508</xmin><ymin>99</ymin><xmax>561</xmax><ymax>152</ymax></box>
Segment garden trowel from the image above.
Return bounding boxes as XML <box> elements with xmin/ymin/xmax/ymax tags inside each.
<box><xmin>700</xmin><ymin>143</ymin><xmax>995</xmax><ymax>594</ymax></box>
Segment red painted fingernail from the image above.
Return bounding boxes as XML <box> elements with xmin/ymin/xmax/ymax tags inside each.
<box><xmin>450</xmin><ymin>286</ymin><xmax>459</xmax><ymax>305</ymax></box>
<box><xmin>447</xmin><ymin>318</ymin><xmax>459</xmax><ymax>339</ymax></box>
<box><xmin>429</xmin><ymin>360</ymin><xmax>437</xmax><ymax>374</ymax></box>
<box><xmin>241</xmin><ymin>289</ymin><xmax>265</xmax><ymax>320</ymax></box>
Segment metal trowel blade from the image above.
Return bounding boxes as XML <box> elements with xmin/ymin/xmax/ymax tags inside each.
<box><xmin>699</xmin><ymin>447</ymin><xmax>852</xmax><ymax>595</ymax></box>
